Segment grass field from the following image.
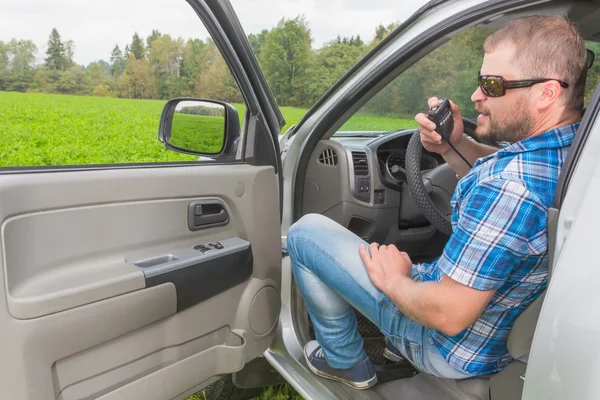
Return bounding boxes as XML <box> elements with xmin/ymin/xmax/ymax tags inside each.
<box><xmin>0</xmin><ymin>91</ymin><xmax>416</xmax><ymax>167</ymax></box>
<box><xmin>0</xmin><ymin>90</ymin><xmax>417</xmax><ymax>399</ymax></box>
<box><xmin>170</xmin><ymin>113</ymin><xmax>226</xmax><ymax>153</ymax></box>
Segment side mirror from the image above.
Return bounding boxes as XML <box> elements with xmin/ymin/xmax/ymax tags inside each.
<box><xmin>158</xmin><ymin>98</ymin><xmax>240</xmax><ymax>156</ymax></box>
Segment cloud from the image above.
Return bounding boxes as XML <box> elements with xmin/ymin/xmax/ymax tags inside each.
<box><xmin>0</xmin><ymin>0</ymin><xmax>424</xmax><ymax>65</ymax></box>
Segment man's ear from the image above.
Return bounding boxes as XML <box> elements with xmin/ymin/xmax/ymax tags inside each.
<box><xmin>536</xmin><ymin>80</ymin><xmax>561</xmax><ymax>110</ymax></box>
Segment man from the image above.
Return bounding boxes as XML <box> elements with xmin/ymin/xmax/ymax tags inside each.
<box><xmin>286</xmin><ymin>15</ymin><xmax>588</xmax><ymax>389</ymax></box>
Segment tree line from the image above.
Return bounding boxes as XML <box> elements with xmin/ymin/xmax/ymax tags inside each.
<box><xmin>1</xmin><ymin>17</ymin><xmax>599</xmax><ymax>119</ymax></box>
<box><xmin>0</xmin><ymin>17</ymin><xmax>398</xmax><ymax>108</ymax></box>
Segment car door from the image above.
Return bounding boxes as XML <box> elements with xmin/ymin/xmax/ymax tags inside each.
<box><xmin>522</xmin><ymin>84</ymin><xmax>600</xmax><ymax>399</ymax></box>
<box><xmin>0</xmin><ymin>1</ymin><xmax>285</xmax><ymax>399</ymax></box>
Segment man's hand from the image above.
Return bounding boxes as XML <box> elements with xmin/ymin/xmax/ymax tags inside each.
<box><xmin>415</xmin><ymin>97</ymin><xmax>464</xmax><ymax>155</ymax></box>
<box><xmin>359</xmin><ymin>243</ymin><xmax>412</xmax><ymax>295</ymax></box>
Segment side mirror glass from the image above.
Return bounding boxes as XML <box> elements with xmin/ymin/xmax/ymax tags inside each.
<box><xmin>158</xmin><ymin>98</ymin><xmax>240</xmax><ymax>156</ymax></box>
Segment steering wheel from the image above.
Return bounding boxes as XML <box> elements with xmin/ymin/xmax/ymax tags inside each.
<box><xmin>404</xmin><ymin>118</ymin><xmax>487</xmax><ymax>236</ymax></box>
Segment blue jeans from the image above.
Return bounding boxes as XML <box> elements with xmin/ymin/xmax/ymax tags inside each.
<box><xmin>287</xmin><ymin>214</ymin><xmax>472</xmax><ymax>379</ymax></box>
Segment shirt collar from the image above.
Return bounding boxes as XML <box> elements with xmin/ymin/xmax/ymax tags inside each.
<box><xmin>474</xmin><ymin>122</ymin><xmax>580</xmax><ymax>165</ymax></box>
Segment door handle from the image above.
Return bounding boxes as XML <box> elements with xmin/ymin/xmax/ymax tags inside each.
<box><xmin>196</xmin><ymin>209</ymin><xmax>228</xmax><ymax>226</ymax></box>
<box><xmin>188</xmin><ymin>200</ymin><xmax>230</xmax><ymax>231</ymax></box>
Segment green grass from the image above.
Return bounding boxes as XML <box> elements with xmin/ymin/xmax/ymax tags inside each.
<box><xmin>0</xmin><ymin>91</ymin><xmax>416</xmax><ymax>167</ymax></box>
<box><xmin>187</xmin><ymin>383</ymin><xmax>303</xmax><ymax>400</ymax></box>
<box><xmin>170</xmin><ymin>113</ymin><xmax>225</xmax><ymax>154</ymax></box>
<box><xmin>249</xmin><ymin>384</ymin><xmax>304</xmax><ymax>400</ymax></box>
<box><xmin>341</xmin><ymin>114</ymin><xmax>417</xmax><ymax>131</ymax></box>
<box><xmin>0</xmin><ymin>92</ymin><xmax>199</xmax><ymax>166</ymax></box>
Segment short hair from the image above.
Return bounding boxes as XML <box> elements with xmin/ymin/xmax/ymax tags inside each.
<box><xmin>483</xmin><ymin>15</ymin><xmax>587</xmax><ymax>110</ymax></box>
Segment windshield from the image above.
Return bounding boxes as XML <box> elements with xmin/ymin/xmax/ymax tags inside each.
<box><xmin>231</xmin><ymin>0</ymin><xmax>428</xmax><ymax>133</ymax></box>
<box><xmin>336</xmin><ymin>27</ymin><xmax>491</xmax><ymax>137</ymax></box>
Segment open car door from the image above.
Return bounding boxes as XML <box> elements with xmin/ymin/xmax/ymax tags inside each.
<box><xmin>0</xmin><ymin>1</ymin><xmax>285</xmax><ymax>399</ymax></box>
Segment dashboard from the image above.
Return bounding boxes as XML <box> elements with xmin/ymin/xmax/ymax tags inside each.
<box><xmin>300</xmin><ymin>128</ymin><xmax>451</xmax><ymax>256</ymax></box>
<box><xmin>381</xmin><ymin>149</ymin><xmax>438</xmax><ymax>180</ymax></box>
<box><xmin>327</xmin><ymin>129</ymin><xmax>446</xmax><ymax>195</ymax></box>
<box><xmin>292</xmin><ymin>126</ymin><xmax>457</xmax><ymax>263</ymax></box>
<box><xmin>376</xmin><ymin>136</ymin><xmax>444</xmax><ymax>186</ymax></box>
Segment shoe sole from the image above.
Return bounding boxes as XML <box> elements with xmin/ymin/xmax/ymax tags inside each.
<box><xmin>304</xmin><ymin>349</ymin><xmax>378</xmax><ymax>390</ymax></box>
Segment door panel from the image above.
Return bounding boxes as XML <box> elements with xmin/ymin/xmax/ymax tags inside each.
<box><xmin>0</xmin><ymin>164</ymin><xmax>281</xmax><ymax>399</ymax></box>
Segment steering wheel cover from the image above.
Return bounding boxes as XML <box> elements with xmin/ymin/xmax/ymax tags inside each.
<box><xmin>405</xmin><ymin>131</ymin><xmax>454</xmax><ymax>236</ymax></box>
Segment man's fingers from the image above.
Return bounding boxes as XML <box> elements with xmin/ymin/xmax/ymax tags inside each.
<box><xmin>377</xmin><ymin>245</ymin><xmax>388</xmax><ymax>261</ymax></box>
<box><xmin>421</xmin><ymin>130</ymin><xmax>442</xmax><ymax>144</ymax></box>
<box><xmin>359</xmin><ymin>244</ymin><xmax>372</xmax><ymax>267</ymax></box>
<box><xmin>428</xmin><ymin>97</ymin><xmax>439</xmax><ymax>109</ymax></box>
<box><xmin>449</xmin><ymin>99</ymin><xmax>461</xmax><ymax>115</ymax></box>
<box><xmin>415</xmin><ymin>114</ymin><xmax>442</xmax><ymax>143</ymax></box>
<box><xmin>369</xmin><ymin>242</ymin><xmax>380</xmax><ymax>254</ymax></box>
<box><xmin>388</xmin><ymin>245</ymin><xmax>401</xmax><ymax>260</ymax></box>
<box><xmin>415</xmin><ymin>113</ymin><xmax>436</xmax><ymax>131</ymax></box>
<box><xmin>381</xmin><ymin>245</ymin><xmax>399</xmax><ymax>265</ymax></box>
<box><xmin>400</xmin><ymin>251</ymin><xmax>411</xmax><ymax>263</ymax></box>
<box><xmin>423</xmin><ymin>134</ymin><xmax>442</xmax><ymax>145</ymax></box>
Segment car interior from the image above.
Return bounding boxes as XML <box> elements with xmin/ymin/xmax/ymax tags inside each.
<box><xmin>282</xmin><ymin>1</ymin><xmax>600</xmax><ymax>399</ymax></box>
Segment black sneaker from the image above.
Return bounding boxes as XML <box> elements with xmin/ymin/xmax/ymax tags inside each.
<box><xmin>383</xmin><ymin>337</ymin><xmax>405</xmax><ymax>363</ymax></box>
<box><xmin>304</xmin><ymin>340</ymin><xmax>377</xmax><ymax>389</ymax></box>
<box><xmin>303</xmin><ymin>340</ymin><xmax>377</xmax><ymax>390</ymax></box>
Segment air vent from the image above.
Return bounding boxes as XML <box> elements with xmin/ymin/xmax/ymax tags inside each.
<box><xmin>351</xmin><ymin>151</ymin><xmax>369</xmax><ymax>176</ymax></box>
<box><xmin>318</xmin><ymin>148</ymin><xmax>338</xmax><ymax>166</ymax></box>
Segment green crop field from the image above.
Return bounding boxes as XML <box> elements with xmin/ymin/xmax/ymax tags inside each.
<box><xmin>170</xmin><ymin>113</ymin><xmax>226</xmax><ymax>154</ymax></box>
<box><xmin>0</xmin><ymin>91</ymin><xmax>416</xmax><ymax>167</ymax></box>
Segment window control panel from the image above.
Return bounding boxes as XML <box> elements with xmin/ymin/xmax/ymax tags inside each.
<box><xmin>193</xmin><ymin>244</ymin><xmax>210</xmax><ymax>253</ymax></box>
<box><xmin>129</xmin><ymin>237</ymin><xmax>250</xmax><ymax>282</ymax></box>
<box><xmin>193</xmin><ymin>241</ymin><xmax>224</xmax><ymax>253</ymax></box>
<box><xmin>128</xmin><ymin>237</ymin><xmax>252</xmax><ymax>311</ymax></box>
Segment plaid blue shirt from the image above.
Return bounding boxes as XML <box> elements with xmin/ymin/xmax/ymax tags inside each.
<box><xmin>417</xmin><ymin>122</ymin><xmax>579</xmax><ymax>375</ymax></box>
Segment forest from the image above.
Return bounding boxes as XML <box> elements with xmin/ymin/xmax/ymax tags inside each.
<box><xmin>1</xmin><ymin>16</ymin><xmax>599</xmax><ymax>120</ymax></box>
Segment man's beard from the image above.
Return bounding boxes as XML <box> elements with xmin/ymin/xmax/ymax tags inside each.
<box><xmin>476</xmin><ymin>95</ymin><xmax>534</xmax><ymax>143</ymax></box>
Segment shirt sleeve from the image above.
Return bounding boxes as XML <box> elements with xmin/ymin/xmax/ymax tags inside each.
<box><xmin>436</xmin><ymin>178</ymin><xmax>547</xmax><ymax>291</ymax></box>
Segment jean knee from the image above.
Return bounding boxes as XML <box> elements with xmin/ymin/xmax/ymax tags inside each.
<box><xmin>289</xmin><ymin>214</ymin><xmax>330</xmax><ymax>236</ymax></box>
<box><xmin>288</xmin><ymin>214</ymin><xmax>335</xmax><ymax>271</ymax></box>
<box><xmin>288</xmin><ymin>213</ymin><xmax>329</xmax><ymax>246</ymax></box>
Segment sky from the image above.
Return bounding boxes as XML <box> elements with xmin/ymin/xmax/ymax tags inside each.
<box><xmin>0</xmin><ymin>0</ymin><xmax>426</xmax><ymax>66</ymax></box>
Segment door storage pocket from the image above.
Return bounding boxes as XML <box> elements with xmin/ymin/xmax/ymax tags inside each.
<box><xmin>56</xmin><ymin>327</ymin><xmax>246</xmax><ymax>400</ymax></box>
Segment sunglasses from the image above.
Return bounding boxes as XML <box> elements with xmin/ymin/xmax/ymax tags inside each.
<box><xmin>477</xmin><ymin>71</ymin><xmax>569</xmax><ymax>97</ymax></box>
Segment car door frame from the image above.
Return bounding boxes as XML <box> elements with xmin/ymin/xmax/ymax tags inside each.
<box><xmin>187</xmin><ymin>0</ymin><xmax>286</xmax><ymax>212</ymax></box>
